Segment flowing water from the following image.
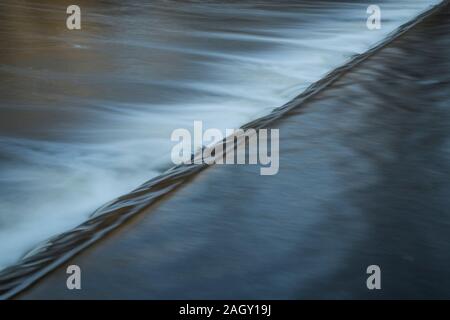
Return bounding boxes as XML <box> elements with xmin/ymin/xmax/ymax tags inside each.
<box><xmin>0</xmin><ymin>0</ymin><xmax>441</xmax><ymax>270</ymax></box>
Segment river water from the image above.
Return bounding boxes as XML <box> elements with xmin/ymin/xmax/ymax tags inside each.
<box><xmin>0</xmin><ymin>0</ymin><xmax>440</xmax><ymax>270</ymax></box>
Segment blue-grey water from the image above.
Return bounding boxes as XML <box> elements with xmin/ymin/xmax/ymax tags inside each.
<box><xmin>0</xmin><ymin>0</ymin><xmax>440</xmax><ymax>270</ymax></box>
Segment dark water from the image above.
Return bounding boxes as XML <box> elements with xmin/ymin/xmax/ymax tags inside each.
<box><xmin>0</xmin><ymin>0</ymin><xmax>440</xmax><ymax>270</ymax></box>
<box><xmin>16</xmin><ymin>1</ymin><xmax>450</xmax><ymax>299</ymax></box>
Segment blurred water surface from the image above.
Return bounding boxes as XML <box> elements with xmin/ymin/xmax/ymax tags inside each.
<box><xmin>0</xmin><ymin>0</ymin><xmax>440</xmax><ymax>269</ymax></box>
